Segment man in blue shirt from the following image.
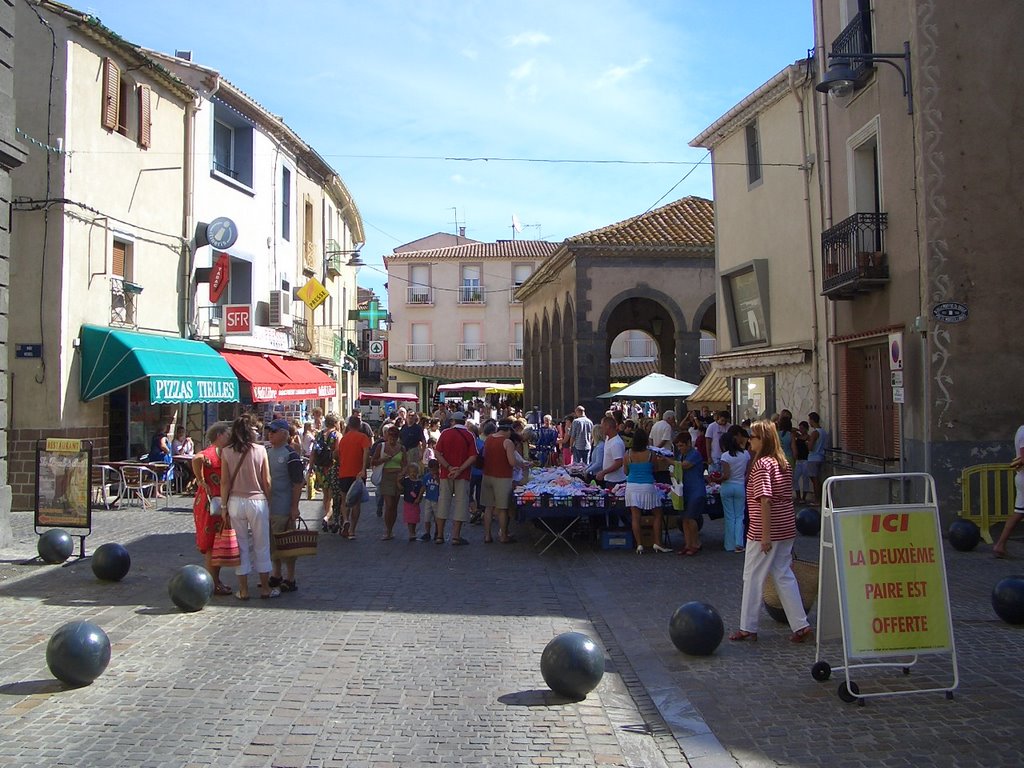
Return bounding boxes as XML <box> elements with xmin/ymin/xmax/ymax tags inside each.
<box><xmin>673</xmin><ymin>431</ymin><xmax>706</xmax><ymax>556</ymax></box>
<box><xmin>266</xmin><ymin>420</ymin><xmax>305</xmax><ymax>593</ymax></box>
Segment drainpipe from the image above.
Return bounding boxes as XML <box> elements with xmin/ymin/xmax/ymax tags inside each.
<box><xmin>788</xmin><ymin>65</ymin><xmax>820</xmax><ymax>407</ymax></box>
<box><xmin>181</xmin><ymin>99</ymin><xmax>195</xmax><ymax>338</ymax></box>
<box><xmin>814</xmin><ymin>0</ymin><xmax>839</xmax><ymax>438</ymax></box>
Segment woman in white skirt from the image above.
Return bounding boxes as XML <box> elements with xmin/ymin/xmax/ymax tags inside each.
<box><xmin>623</xmin><ymin>428</ymin><xmax>672</xmax><ymax>554</ymax></box>
<box><xmin>730</xmin><ymin>419</ymin><xmax>812</xmax><ymax>642</ymax></box>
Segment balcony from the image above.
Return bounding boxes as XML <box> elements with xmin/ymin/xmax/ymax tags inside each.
<box><xmin>407</xmin><ymin>286</ymin><xmax>433</xmax><ymax>305</ymax></box>
<box><xmin>458</xmin><ymin>343</ymin><xmax>487</xmax><ymax>362</ymax></box>
<box><xmin>310</xmin><ymin>326</ymin><xmax>341</xmax><ymax>362</ymax></box>
<box><xmin>821</xmin><ymin>212</ymin><xmax>889</xmax><ymax>299</ymax></box>
<box><xmin>699</xmin><ymin>337</ymin><xmax>717</xmax><ymax>359</ymax></box>
<box><xmin>510</xmin><ymin>283</ymin><xmax>524</xmax><ymax>303</ymax></box>
<box><xmin>509</xmin><ymin>342</ymin><xmax>524</xmax><ymax>361</ymax></box>
<box><xmin>291</xmin><ymin>316</ymin><xmax>312</xmax><ymax>353</ymax></box>
<box><xmin>110</xmin><ymin>277</ymin><xmax>141</xmax><ymax>327</ymax></box>
<box><xmin>613</xmin><ymin>338</ymin><xmax>657</xmax><ymax>359</ymax></box>
<box><xmin>407</xmin><ymin>343</ymin><xmax>434</xmax><ymax>362</ymax></box>
<box><xmin>458</xmin><ymin>284</ymin><xmax>486</xmax><ymax>304</ymax></box>
<box><xmin>828</xmin><ymin>10</ymin><xmax>874</xmax><ymax>88</ymax></box>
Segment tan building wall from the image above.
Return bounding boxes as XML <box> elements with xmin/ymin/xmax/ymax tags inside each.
<box><xmin>692</xmin><ymin>60</ymin><xmax>826</xmax><ymax>422</ymax></box>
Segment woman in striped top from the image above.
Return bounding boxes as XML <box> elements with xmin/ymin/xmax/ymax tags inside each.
<box><xmin>730</xmin><ymin>419</ymin><xmax>813</xmax><ymax>643</ymax></box>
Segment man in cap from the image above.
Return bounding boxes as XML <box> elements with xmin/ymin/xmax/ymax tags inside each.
<box><xmin>265</xmin><ymin>419</ymin><xmax>304</xmax><ymax>592</ymax></box>
<box><xmin>433</xmin><ymin>411</ymin><xmax>477</xmax><ymax>545</ymax></box>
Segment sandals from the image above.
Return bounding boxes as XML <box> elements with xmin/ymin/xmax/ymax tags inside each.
<box><xmin>790</xmin><ymin>626</ymin><xmax>814</xmax><ymax>644</ymax></box>
<box><xmin>729</xmin><ymin>630</ymin><xmax>757</xmax><ymax>642</ymax></box>
<box><xmin>214</xmin><ymin>583</ymin><xmax>233</xmax><ymax>596</ymax></box>
<box><xmin>234</xmin><ymin>591</ymin><xmax>250</xmax><ymax>601</ymax></box>
<box><xmin>451</xmin><ymin>537</ymin><xmax>469</xmax><ymax>546</ymax></box>
<box><xmin>260</xmin><ymin>587</ymin><xmax>281</xmax><ymax>599</ymax></box>
<box><xmin>279</xmin><ymin>580</ymin><xmax>298</xmax><ymax>593</ymax></box>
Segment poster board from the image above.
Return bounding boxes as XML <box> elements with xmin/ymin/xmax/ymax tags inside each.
<box><xmin>34</xmin><ymin>439</ymin><xmax>93</xmax><ymax>531</ymax></box>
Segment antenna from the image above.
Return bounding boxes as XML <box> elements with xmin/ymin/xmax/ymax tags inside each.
<box><xmin>511</xmin><ymin>213</ymin><xmax>522</xmax><ymax>239</ymax></box>
<box><xmin>449</xmin><ymin>207</ymin><xmax>466</xmax><ymax>238</ymax></box>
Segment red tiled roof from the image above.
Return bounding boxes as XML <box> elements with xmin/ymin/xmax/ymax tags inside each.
<box><xmin>388</xmin><ymin>363</ymin><xmax>523</xmax><ymax>382</ymax></box>
<box><xmin>609</xmin><ymin>361</ymin><xmax>659</xmax><ymax>380</ymax></box>
<box><xmin>384</xmin><ymin>240</ymin><xmax>561</xmax><ymax>264</ymax></box>
<box><xmin>567</xmin><ymin>196</ymin><xmax>714</xmax><ymax>247</ymax></box>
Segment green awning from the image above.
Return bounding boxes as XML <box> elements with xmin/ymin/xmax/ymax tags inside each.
<box><xmin>79</xmin><ymin>325</ymin><xmax>239</xmax><ymax>403</ymax></box>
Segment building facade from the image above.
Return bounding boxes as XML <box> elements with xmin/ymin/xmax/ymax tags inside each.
<box><xmin>0</xmin><ymin>0</ymin><xmax>28</xmax><ymax>542</ymax></box>
<box><xmin>690</xmin><ymin>59</ymin><xmax>827</xmax><ymax>425</ymax></box>
<box><xmin>812</xmin><ymin>0</ymin><xmax>1024</xmax><ymax>511</ymax></box>
<box><xmin>384</xmin><ymin>239</ymin><xmax>558</xmax><ymax>408</ymax></box>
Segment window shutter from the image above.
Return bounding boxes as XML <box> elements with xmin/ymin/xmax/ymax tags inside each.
<box><xmin>112</xmin><ymin>240</ymin><xmax>126</xmax><ymax>277</ymax></box>
<box><xmin>137</xmin><ymin>85</ymin><xmax>152</xmax><ymax>148</ymax></box>
<box><xmin>102</xmin><ymin>58</ymin><xmax>120</xmax><ymax>131</ymax></box>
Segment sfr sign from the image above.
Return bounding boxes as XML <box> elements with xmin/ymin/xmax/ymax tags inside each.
<box><xmin>224</xmin><ymin>304</ymin><xmax>252</xmax><ymax>335</ymax></box>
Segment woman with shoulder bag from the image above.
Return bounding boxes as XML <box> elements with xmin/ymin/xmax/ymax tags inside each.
<box><xmin>220</xmin><ymin>415</ymin><xmax>278</xmax><ymax>600</ymax></box>
<box><xmin>375</xmin><ymin>426</ymin><xmax>407</xmax><ymax>540</ymax></box>
<box><xmin>191</xmin><ymin>421</ymin><xmax>233</xmax><ymax>596</ymax></box>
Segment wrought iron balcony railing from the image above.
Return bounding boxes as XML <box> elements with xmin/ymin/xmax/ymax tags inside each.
<box><xmin>110</xmin><ymin>277</ymin><xmax>141</xmax><ymax>327</ymax></box>
<box><xmin>458</xmin><ymin>343</ymin><xmax>486</xmax><ymax>362</ymax></box>
<box><xmin>829</xmin><ymin>10</ymin><xmax>874</xmax><ymax>87</ymax></box>
<box><xmin>407</xmin><ymin>343</ymin><xmax>434</xmax><ymax>362</ymax></box>
<box><xmin>822</xmin><ymin>212</ymin><xmax>889</xmax><ymax>299</ymax></box>
<box><xmin>291</xmin><ymin>316</ymin><xmax>312</xmax><ymax>353</ymax></box>
<box><xmin>407</xmin><ymin>286</ymin><xmax>433</xmax><ymax>305</ymax></box>
<box><xmin>509</xmin><ymin>342</ymin><xmax>524</xmax><ymax>361</ymax></box>
<box><xmin>457</xmin><ymin>284</ymin><xmax>486</xmax><ymax>304</ymax></box>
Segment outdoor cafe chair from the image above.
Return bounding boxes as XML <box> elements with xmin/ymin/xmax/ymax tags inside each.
<box><xmin>119</xmin><ymin>465</ymin><xmax>161</xmax><ymax>509</ymax></box>
<box><xmin>91</xmin><ymin>464</ymin><xmax>122</xmax><ymax>509</ymax></box>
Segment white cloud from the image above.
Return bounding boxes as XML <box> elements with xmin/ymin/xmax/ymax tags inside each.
<box><xmin>591</xmin><ymin>56</ymin><xmax>652</xmax><ymax>89</ymax></box>
<box><xmin>461</xmin><ymin>48</ymin><xmax>479</xmax><ymax>60</ymax></box>
<box><xmin>509</xmin><ymin>59</ymin><xmax>535</xmax><ymax>80</ymax></box>
<box><xmin>507</xmin><ymin>31</ymin><xmax>551</xmax><ymax>47</ymax></box>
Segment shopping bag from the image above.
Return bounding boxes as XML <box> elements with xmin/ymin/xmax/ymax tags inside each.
<box><xmin>272</xmin><ymin>517</ymin><xmax>319</xmax><ymax>558</ymax></box>
<box><xmin>210</xmin><ymin>525</ymin><xmax>241</xmax><ymax>568</ymax></box>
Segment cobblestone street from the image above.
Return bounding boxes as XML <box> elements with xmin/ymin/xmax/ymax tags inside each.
<box><xmin>1</xmin><ymin>493</ymin><xmax>1022</xmax><ymax>767</ymax></box>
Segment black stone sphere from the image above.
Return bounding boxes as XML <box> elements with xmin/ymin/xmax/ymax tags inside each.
<box><xmin>46</xmin><ymin>620</ymin><xmax>111</xmax><ymax>686</ymax></box>
<box><xmin>92</xmin><ymin>543</ymin><xmax>131</xmax><ymax>582</ymax></box>
<box><xmin>795</xmin><ymin>507</ymin><xmax>822</xmax><ymax>537</ymax></box>
<box><xmin>540</xmin><ymin>632</ymin><xmax>605</xmax><ymax>699</ymax></box>
<box><xmin>38</xmin><ymin>529</ymin><xmax>75</xmax><ymax>564</ymax></box>
<box><xmin>168</xmin><ymin>565</ymin><xmax>214</xmax><ymax>612</ymax></box>
<box><xmin>669</xmin><ymin>601</ymin><xmax>724</xmax><ymax>656</ymax></box>
<box><xmin>947</xmin><ymin>518</ymin><xmax>981</xmax><ymax>552</ymax></box>
<box><xmin>992</xmin><ymin>575</ymin><xmax>1024</xmax><ymax>625</ymax></box>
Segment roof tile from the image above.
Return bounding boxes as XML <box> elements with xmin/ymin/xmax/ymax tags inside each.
<box><xmin>567</xmin><ymin>196</ymin><xmax>714</xmax><ymax>247</ymax></box>
<box><xmin>384</xmin><ymin>240</ymin><xmax>561</xmax><ymax>263</ymax></box>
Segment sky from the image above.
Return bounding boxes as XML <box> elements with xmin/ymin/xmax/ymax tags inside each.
<box><xmin>75</xmin><ymin>0</ymin><xmax>814</xmax><ymax>305</ymax></box>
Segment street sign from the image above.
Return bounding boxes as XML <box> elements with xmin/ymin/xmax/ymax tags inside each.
<box><xmin>206</xmin><ymin>217</ymin><xmax>238</xmax><ymax>250</ymax></box>
<box><xmin>932</xmin><ymin>302</ymin><xmax>968</xmax><ymax>324</ymax></box>
<box><xmin>891</xmin><ymin>371</ymin><xmax>903</xmax><ymax>388</ymax></box>
<box><xmin>209</xmin><ymin>252</ymin><xmax>231</xmax><ymax>302</ymax></box>
<box><xmin>297</xmin><ymin>277</ymin><xmax>329</xmax><ymax>310</ymax></box>
<box><xmin>893</xmin><ymin>386</ymin><xmax>905</xmax><ymax>404</ymax></box>
<box><xmin>15</xmin><ymin>343</ymin><xmax>42</xmax><ymax>358</ymax></box>
<box><xmin>368</xmin><ymin>340</ymin><xmax>385</xmax><ymax>359</ymax></box>
<box><xmin>888</xmin><ymin>332</ymin><xmax>904</xmax><ymax>370</ymax></box>
<box><xmin>224</xmin><ymin>304</ymin><xmax>252</xmax><ymax>335</ymax></box>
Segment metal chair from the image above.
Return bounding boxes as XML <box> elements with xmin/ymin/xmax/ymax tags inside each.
<box><xmin>91</xmin><ymin>464</ymin><xmax>122</xmax><ymax>509</ymax></box>
<box><xmin>120</xmin><ymin>465</ymin><xmax>160</xmax><ymax>509</ymax></box>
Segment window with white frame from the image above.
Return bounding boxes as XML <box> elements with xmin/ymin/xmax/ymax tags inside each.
<box><xmin>409</xmin><ymin>264</ymin><xmax>431</xmax><ymax>303</ymax></box>
<box><xmin>511</xmin><ymin>263</ymin><xmax>532</xmax><ymax>301</ymax></box>
<box><xmin>459</xmin><ymin>264</ymin><xmax>483</xmax><ymax>303</ymax></box>
<box><xmin>461</xmin><ymin>323</ymin><xmax>483</xmax><ymax>361</ymax></box>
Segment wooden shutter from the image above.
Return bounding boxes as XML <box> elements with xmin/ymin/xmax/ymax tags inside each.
<box><xmin>112</xmin><ymin>240</ymin><xmax>126</xmax><ymax>277</ymax></box>
<box><xmin>101</xmin><ymin>58</ymin><xmax>120</xmax><ymax>131</ymax></box>
<box><xmin>137</xmin><ymin>85</ymin><xmax>152</xmax><ymax>148</ymax></box>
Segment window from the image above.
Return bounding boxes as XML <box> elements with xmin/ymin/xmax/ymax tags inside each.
<box><xmin>101</xmin><ymin>58</ymin><xmax>150</xmax><ymax>147</ymax></box>
<box><xmin>511</xmin><ymin>263</ymin><xmax>532</xmax><ymax>301</ymax></box>
<box><xmin>110</xmin><ymin>239</ymin><xmax>135</xmax><ymax>325</ymax></box>
<box><xmin>461</xmin><ymin>323</ymin><xmax>483</xmax><ymax>361</ymax></box>
<box><xmin>459</xmin><ymin>264</ymin><xmax>483</xmax><ymax>303</ymax></box>
<box><xmin>281</xmin><ymin>167</ymin><xmax>291</xmax><ymax>241</ymax></box>
<box><xmin>745</xmin><ymin>120</ymin><xmax>762</xmax><ymax>186</ymax></box>
<box><xmin>721</xmin><ymin>260</ymin><xmax>770</xmax><ymax>347</ymax></box>
<box><xmin>409</xmin><ymin>265</ymin><xmax>431</xmax><ymax>303</ymax></box>
<box><xmin>735</xmin><ymin>375</ymin><xmax>775</xmax><ymax>423</ymax></box>
<box><xmin>211</xmin><ymin>102</ymin><xmax>254</xmax><ymax>189</ymax></box>
<box><xmin>112</xmin><ymin>239</ymin><xmax>131</xmax><ymax>279</ymax></box>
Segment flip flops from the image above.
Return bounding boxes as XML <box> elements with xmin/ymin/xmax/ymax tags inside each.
<box><xmin>729</xmin><ymin>630</ymin><xmax>757</xmax><ymax>642</ymax></box>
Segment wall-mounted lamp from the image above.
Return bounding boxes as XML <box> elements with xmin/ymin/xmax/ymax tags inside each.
<box><xmin>650</xmin><ymin>316</ymin><xmax>663</xmax><ymax>336</ymax></box>
<box><xmin>816</xmin><ymin>40</ymin><xmax>913</xmax><ymax>114</ymax></box>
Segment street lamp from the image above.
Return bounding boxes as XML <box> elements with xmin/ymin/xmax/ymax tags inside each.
<box><xmin>816</xmin><ymin>40</ymin><xmax>913</xmax><ymax>114</ymax></box>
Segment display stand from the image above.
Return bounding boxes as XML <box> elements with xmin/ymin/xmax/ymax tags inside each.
<box><xmin>813</xmin><ymin>473</ymin><xmax>958</xmax><ymax>704</ymax></box>
<box><xmin>31</xmin><ymin>438</ymin><xmax>94</xmax><ymax>565</ymax></box>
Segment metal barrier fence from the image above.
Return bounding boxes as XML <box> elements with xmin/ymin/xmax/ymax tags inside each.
<box><xmin>959</xmin><ymin>463</ymin><xmax>1016</xmax><ymax>543</ymax></box>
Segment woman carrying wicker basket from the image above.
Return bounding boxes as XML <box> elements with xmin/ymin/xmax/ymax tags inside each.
<box><xmin>730</xmin><ymin>419</ymin><xmax>813</xmax><ymax>643</ymax></box>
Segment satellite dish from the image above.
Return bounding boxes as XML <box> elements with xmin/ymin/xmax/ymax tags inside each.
<box><xmin>512</xmin><ymin>213</ymin><xmax>522</xmax><ymax>233</ymax></box>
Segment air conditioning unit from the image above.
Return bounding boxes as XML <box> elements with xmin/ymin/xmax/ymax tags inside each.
<box><xmin>269</xmin><ymin>289</ymin><xmax>292</xmax><ymax>327</ymax></box>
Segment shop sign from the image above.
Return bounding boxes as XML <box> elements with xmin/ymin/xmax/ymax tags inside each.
<box><xmin>931</xmin><ymin>302</ymin><xmax>968</xmax><ymax>324</ymax></box>
<box><xmin>35</xmin><ymin>439</ymin><xmax>92</xmax><ymax>530</ymax></box>
<box><xmin>224</xmin><ymin>304</ymin><xmax>252</xmax><ymax>335</ymax></box>
<box><xmin>368</xmin><ymin>340</ymin><xmax>385</xmax><ymax>359</ymax></box>
<box><xmin>206</xmin><ymin>217</ymin><xmax>238</xmax><ymax>250</ymax></box>
<box><xmin>297</xmin><ymin>278</ymin><xmax>329</xmax><ymax>310</ymax></box>
<box><xmin>150</xmin><ymin>377</ymin><xmax>239</xmax><ymax>404</ymax></box>
<box><xmin>210</xmin><ymin>252</ymin><xmax>231</xmax><ymax>302</ymax></box>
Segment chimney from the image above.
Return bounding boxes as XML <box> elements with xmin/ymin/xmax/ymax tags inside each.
<box><xmin>174</xmin><ymin>50</ymin><xmax>193</xmax><ymax>61</ymax></box>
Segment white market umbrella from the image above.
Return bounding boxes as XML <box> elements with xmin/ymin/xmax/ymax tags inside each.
<box><xmin>606</xmin><ymin>372</ymin><xmax>698</xmax><ymax>399</ymax></box>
